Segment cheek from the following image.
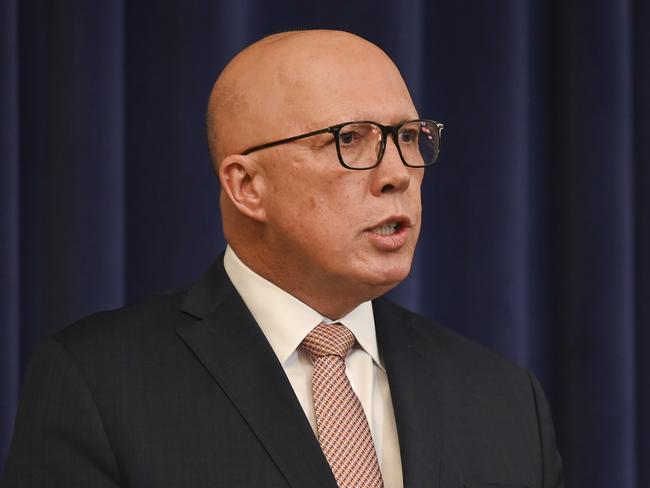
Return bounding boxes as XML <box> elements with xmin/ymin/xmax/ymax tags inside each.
<box><xmin>264</xmin><ymin>182</ymin><xmax>333</xmax><ymax>244</ymax></box>
<box><xmin>263</xmin><ymin>152</ymin><xmax>365</xmax><ymax>245</ymax></box>
<box><xmin>298</xmin><ymin>190</ymin><xmax>361</xmax><ymax>256</ymax></box>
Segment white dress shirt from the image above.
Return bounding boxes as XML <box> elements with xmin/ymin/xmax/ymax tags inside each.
<box><xmin>223</xmin><ymin>246</ymin><xmax>404</xmax><ymax>487</ymax></box>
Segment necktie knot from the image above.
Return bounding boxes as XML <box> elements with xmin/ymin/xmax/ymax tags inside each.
<box><xmin>301</xmin><ymin>322</ymin><xmax>355</xmax><ymax>359</ymax></box>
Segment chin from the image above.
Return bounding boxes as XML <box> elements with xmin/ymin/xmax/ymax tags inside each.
<box><xmin>329</xmin><ymin>266</ymin><xmax>408</xmax><ymax>308</ymax></box>
<box><xmin>327</xmin><ymin>249</ymin><xmax>415</xmax><ymax>299</ymax></box>
<box><xmin>362</xmin><ymin>261</ymin><xmax>412</xmax><ymax>291</ymax></box>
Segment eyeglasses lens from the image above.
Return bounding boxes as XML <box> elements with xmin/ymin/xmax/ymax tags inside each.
<box><xmin>337</xmin><ymin>121</ymin><xmax>440</xmax><ymax>168</ymax></box>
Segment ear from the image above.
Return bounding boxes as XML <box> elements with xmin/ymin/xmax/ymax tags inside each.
<box><xmin>218</xmin><ymin>154</ymin><xmax>267</xmax><ymax>222</ymax></box>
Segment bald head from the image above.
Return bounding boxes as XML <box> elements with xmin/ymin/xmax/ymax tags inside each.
<box><xmin>206</xmin><ymin>30</ymin><xmax>414</xmax><ymax>169</ymax></box>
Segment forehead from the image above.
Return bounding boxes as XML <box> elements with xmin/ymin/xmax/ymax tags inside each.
<box><xmin>253</xmin><ymin>35</ymin><xmax>417</xmax><ymax>130</ymax></box>
<box><xmin>285</xmin><ymin>59</ymin><xmax>414</xmax><ymax>128</ymax></box>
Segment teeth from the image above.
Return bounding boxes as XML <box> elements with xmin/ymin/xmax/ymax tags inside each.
<box><xmin>373</xmin><ymin>222</ymin><xmax>398</xmax><ymax>235</ymax></box>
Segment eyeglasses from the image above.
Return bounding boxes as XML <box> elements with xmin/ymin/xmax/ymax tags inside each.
<box><xmin>241</xmin><ymin>119</ymin><xmax>444</xmax><ymax>170</ymax></box>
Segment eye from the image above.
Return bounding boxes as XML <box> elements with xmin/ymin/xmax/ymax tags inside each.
<box><xmin>339</xmin><ymin>130</ymin><xmax>362</xmax><ymax>146</ymax></box>
<box><xmin>399</xmin><ymin>128</ymin><xmax>419</xmax><ymax>144</ymax></box>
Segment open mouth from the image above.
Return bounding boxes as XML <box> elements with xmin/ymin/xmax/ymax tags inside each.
<box><xmin>371</xmin><ymin>222</ymin><xmax>401</xmax><ymax>236</ymax></box>
<box><xmin>365</xmin><ymin>216</ymin><xmax>411</xmax><ymax>250</ymax></box>
<box><xmin>367</xmin><ymin>216</ymin><xmax>411</xmax><ymax>236</ymax></box>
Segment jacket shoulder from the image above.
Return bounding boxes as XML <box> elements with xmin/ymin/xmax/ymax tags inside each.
<box><xmin>51</xmin><ymin>289</ymin><xmax>192</xmax><ymax>359</ymax></box>
<box><xmin>374</xmin><ymin>297</ymin><xmax>530</xmax><ymax>385</ymax></box>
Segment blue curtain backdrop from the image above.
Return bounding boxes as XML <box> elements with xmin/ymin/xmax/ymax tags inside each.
<box><xmin>1</xmin><ymin>1</ymin><xmax>648</xmax><ymax>486</ymax></box>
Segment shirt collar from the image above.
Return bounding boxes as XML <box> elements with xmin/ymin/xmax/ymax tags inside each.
<box><xmin>223</xmin><ymin>245</ymin><xmax>384</xmax><ymax>371</ymax></box>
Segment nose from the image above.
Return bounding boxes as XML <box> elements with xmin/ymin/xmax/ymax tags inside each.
<box><xmin>369</xmin><ymin>136</ymin><xmax>412</xmax><ymax>196</ymax></box>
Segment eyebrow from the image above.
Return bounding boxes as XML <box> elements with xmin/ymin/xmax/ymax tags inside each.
<box><xmin>328</xmin><ymin>112</ymin><xmax>418</xmax><ymax>126</ymax></box>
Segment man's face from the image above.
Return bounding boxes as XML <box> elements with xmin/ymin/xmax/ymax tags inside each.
<box><xmin>254</xmin><ymin>37</ymin><xmax>423</xmax><ymax>305</ymax></box>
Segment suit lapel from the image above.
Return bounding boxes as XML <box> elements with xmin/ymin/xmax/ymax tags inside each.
<box><xmin>374</xmin><ymin>298</ymin><xmax>444</xmax><ymax>488</ymax></box>
<box><xmin>177</xmin><ymin>258</ymin><xmax>337</xmax><ymax>488</ymax></box>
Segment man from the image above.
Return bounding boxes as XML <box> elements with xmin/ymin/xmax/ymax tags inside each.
<box><xmin>1</xmin><ymin>30</ymin><xmax>564</xmax><ymax>487</ymax></box>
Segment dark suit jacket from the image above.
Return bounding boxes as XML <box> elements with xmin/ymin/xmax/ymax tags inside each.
<box><xmin>2</xmin><ymin>257</ymin><xmax>564</xmax><ymax>487</ymax></box>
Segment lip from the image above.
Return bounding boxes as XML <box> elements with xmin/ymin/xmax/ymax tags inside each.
<box><xmin>364</xmin><ymin>215</ymin><xmax>413</xmax><ymax>251</ymax></box>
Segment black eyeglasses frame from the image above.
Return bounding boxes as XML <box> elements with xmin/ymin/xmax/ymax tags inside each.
<box><xmin>241</xmin><ymin>119</ymin><xmax>444</xmax><ymax>170</ymax></box>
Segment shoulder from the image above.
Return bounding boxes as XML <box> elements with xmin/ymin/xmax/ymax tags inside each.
<box><xmin>50</xmin><ymin>254</ymin><xmax>232</xmax><ymax>353</ymax></box>
<box><xmin>372</xmin><ymin>301</ymin><xmax>564</xmax><ymax>483</ymax></box>
<box><xmin>373</xmin><ymin>297</ymin><xmax>534</xmax><ymax>392</ymax></box>
<box><xmin>49</xmin><ymin>289</ymin><xmax>194</xmax><ymax>367</ymax></box>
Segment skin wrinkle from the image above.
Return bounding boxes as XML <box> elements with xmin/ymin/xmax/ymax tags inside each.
<box><xmin>207</xmin><ymin>29</ymin><xmax>423</xmax><ymax>319</ymax></box>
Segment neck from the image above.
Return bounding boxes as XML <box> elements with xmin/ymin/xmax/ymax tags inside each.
<box><xmin>227</xmin><ymin>244</ymin><xmax>385</xmax><ymax>319</ymax></box>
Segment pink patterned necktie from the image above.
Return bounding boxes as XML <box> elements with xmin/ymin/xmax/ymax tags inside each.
<box><xmin>301</xmin><ymin>322</ymin><xmax>384</xmax><ymax>488</ymax></box>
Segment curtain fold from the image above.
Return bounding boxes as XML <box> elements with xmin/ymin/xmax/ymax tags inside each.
<box><xmin>550</xmin><ymin>1</ymin><xmax>638</xmax><ymax>485</ymax></box>
<box><xmin>633</xmin><ymin>2</ymin><xmax>650</xmax><ymax>486</ymax></box>
<box><xmin>1</xmin><ymin>1</ymin><xmax>648</xmax><ymax>486</ymax></box>
<box><xmin>0</xmin><ymin>0</ymin><xmax>20</xmax><ymax>469</ymax></box>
